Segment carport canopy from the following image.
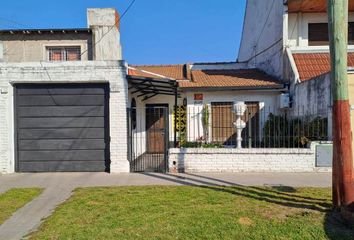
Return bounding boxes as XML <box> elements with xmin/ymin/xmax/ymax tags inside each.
<box><xmin>127</xmin><ymin>75</ymin><xmax>180</xmax><ymax>147</ymax></box>
<box><xmin>127</xmin><ymin>75</ymin><xmax>179</xmax><ymax>101</ymax></box>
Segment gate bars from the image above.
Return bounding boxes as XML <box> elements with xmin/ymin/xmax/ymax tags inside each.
<box><xmin>128</xmin><ymin>106</ymin><xmax>169</xmax><ymax>172</ymax></box>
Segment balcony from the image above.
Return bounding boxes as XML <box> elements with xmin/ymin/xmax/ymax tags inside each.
<box><xmin>288</xmin><ymin>0</ymin><xmax>354</xmax><ymax>13</ymax></box>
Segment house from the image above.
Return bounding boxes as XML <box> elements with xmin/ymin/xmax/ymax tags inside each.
<box><xmin>127</xmin><ymin>62</ymin><xmax>293</xmax><ymax>171</ymax></box>
<box><xmin>0</xmin><ymin>8</ymin><xmax>130</xmax><ymax>173</ymax></box>
<box><xmin>238</xmin><ymin>0</ymin><xmax>354</xmax><ymax>127</ymax></box>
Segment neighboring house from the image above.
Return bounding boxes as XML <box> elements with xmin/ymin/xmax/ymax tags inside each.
<box><xmin>127</xmin><ymin>62</ymin><xmax>287</xmax><ymax>171</ymax></box>
<box><xmin>0</xmin><ymin>8</ymin><xmax>129</xmax><ymax>174</ymax></box>
<box><xmin>238</xmin><ymin>0</ymin><xmax>354</xmax><ymax>120</ymax></box>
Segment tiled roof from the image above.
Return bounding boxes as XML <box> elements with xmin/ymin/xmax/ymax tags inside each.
<box><xmin>181</xmin><ymin>69</ymin><xmax>282</xmax><ymax>89</ymax></box>
<box><xmin>129</xmin><ymin>65</ymin><xmax>186</xmax><ymax>80</ymax></box>
<box><xmin>129</xmin><ymin>64</ymin><xmax>283</xmax><ymax>89</ymax></box>
<box><xmin>293</xmin><ymin>52</ymin><xmax>354</xmax><ymax>82</ymax></box>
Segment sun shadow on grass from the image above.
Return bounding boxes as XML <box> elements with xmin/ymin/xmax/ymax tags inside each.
<box><xmin>184</xmin><ymin>172</ymin><xmax>330</xmax><ymax>202</ymax></box>
<box><xmin>324</xmin><ymin>210</ymin><xmax>354</xmax><ymax>240</ymax></box>
<box><xmin>142</xmin><ymin>172</ymin><xmax>354</xmax><ymax>240</ymax></box>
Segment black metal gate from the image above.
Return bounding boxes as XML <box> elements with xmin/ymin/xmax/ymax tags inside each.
<box><xmin>128</xmin><ymin>105</ymin><xmax>169</xmax><ymax>172</ymax></box>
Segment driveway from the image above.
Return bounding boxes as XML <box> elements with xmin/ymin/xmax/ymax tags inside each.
<box><xmin>0</xmin><ymin>172</ymin><xmax>331</xmax><ymax>240</ymax></box>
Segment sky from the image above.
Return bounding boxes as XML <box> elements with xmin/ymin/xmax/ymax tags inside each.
<box><xmin>0</xmin><ymin>0</ymin><xmax>246</xmax><ymax>65</ymax></box>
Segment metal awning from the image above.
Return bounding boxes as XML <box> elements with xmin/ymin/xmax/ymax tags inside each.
<box><xmin>127</xmin><ymin>75</ymin><xmax>179</xmax><ymax>101</ymax></box>
<box><xmin>127</xmin><ymin>75</ymin><xmax>180</xmax><ymax>146</ymax></box>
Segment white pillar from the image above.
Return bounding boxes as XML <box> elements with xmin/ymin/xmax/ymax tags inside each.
<box><xmin>233</xmin><ymin>102</ymin><xmax>247</xmax><ymax>149</ymax></box>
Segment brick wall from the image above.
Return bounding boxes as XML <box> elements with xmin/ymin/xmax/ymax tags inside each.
<box><xmin>169</xmin><ymin>147</ymin><xmax>332</xmax><ymax>173</ymax></box>
<box><xmin>0</xmin><ymin>85</ymin><xmax>10</xmax><ymax>173</ymax></box>
<box><xmin>0</xmin><ymin>61</ymin><xmax>129</xmax><ymax>173</ymax></box>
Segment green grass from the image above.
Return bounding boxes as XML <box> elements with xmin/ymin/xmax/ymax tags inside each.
<box><xmin>30</xmin><ymin>185</ymin><xmax>354</xmax><ymax>240</ymax></box>
<box><xmin>0</xmin><ymin>188</ymin><xmax>43</xmax><ymax>224</ymax></box>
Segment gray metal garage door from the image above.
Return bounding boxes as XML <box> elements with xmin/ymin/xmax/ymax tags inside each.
<box><xmin>15</xmin><ymin>83</ymin><xmax>110</xmax><ymax>172</ymax></box>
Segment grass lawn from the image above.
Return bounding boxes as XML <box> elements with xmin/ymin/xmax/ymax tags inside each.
<box><xmin>30</xmin><ymin>185</ymin><xmax>354</xmax><ymax>240</ymax></box>
<box><xmin>0</xmin><ymin>188</ymin><xmax>43</xmax><ymax>224</ymax></box>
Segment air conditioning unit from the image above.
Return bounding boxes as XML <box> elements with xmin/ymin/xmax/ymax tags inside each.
<box><xmin>279</xmin><ymin>93</ymin><xmax>290</xmax><ymax>109</ymax></box>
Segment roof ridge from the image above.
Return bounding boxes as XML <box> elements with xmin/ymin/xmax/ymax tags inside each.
<box><xmin>193</xmin><ymin>61</ymin><xmax>238</xmax><ymax>65</ymax></box>
<box><xmin>130</xmin><ymin>64</ymin><xmax>185</xmax><ymax>67</ymax></box>
<box><xmin>192</xmin><ymin>68</ymin><xmax>262</xmax><ymax>73</ymax></box>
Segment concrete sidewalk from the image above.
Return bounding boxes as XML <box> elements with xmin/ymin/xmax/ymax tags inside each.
<box><xmin>0</xmin><ymin>172</ymin><xmax>331</xmax><ymax>240</ymax></box>
<box><xmin>0</xmin><ymin>172</ymin><xmax>332</xmax><ymax>191</ymax></box>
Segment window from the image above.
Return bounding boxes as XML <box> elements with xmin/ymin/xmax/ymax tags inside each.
<box><xmin>211</xmin><ymin>102</ymin><xmax>235</xmax><ymax>145</ymax></box>
<box><xmin>308</xmin><ymin>23</ymin><xmax>354</xmax><ymax>46</ymax></box>
<box><xmin>211</xmin><ymin>102</ymin><xmax>260</xmax><ymax>147</ymax></box>
<box><xmin>47</xmin><ymin>47</ymin><xmax>81</xmax><ymax>61</ymax></box>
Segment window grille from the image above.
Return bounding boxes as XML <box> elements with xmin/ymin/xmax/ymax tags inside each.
<box><xmin>47</xmin><ymin>47</ymin><xmax>81</xmax><ymax>61</ymax></box>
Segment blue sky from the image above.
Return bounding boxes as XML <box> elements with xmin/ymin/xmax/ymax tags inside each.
<box><xmin>0</xmin><ymin>0</ymin><xmax>246</xmax><ymax>65</ymax></box>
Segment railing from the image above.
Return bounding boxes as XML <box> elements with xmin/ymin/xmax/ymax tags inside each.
<box><xmin>173</xmin><ymin>104</ymin><xmax>330</xmax><ymax>149</ymax></box>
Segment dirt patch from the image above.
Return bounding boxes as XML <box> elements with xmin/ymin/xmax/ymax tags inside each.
<box><xmin>238</xmin><ymin>217</ymin><xmax>253</xmax><ymax>226</ymax></box>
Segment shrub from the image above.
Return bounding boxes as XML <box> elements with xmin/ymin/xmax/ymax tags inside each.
<box><xmin>262</xmin><ymin>113</ymin><xmax>328</xmax><ymax>148</ymax></box>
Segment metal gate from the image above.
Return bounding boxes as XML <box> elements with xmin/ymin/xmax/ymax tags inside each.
<box><xmin>128</xmin><ymin>105</ymin><xmax>169</xmax><ymax>172</ymax></box>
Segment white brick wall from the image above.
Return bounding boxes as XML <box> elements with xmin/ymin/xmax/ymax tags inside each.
<box><xmin>169</xmin><ymin>148</ymin><xmax>332</xmax><ymax>173</ymax></box>
<box><xmin>0</xmin><ymin>61</ymin><xmax>129</xmax><ymax>173</ymax></box>
<box><xmin>0</xmin><ymin>86</ymin><xmax>10</xmax><ymax>173</ymax></box>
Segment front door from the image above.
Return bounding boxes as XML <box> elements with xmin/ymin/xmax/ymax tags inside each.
<box><xmin>146</xmin><ymin>104</ymin><xmax>168</xmax><ymax>153</ymax></box>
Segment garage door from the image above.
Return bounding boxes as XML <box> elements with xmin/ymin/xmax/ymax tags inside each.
<box><xmin>15</xmin><ymin>83</ymin><xmax>109</xmax><ymax>172</ymax></box>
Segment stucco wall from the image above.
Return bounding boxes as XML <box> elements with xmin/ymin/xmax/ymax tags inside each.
<box><xmin>0</xmin><ymin>8</ymin><xmax>123</xmax><ymax>63</ymax></box>
<box><xmin>0</xmin><ymin>61</ymin><xmax>129</xmax><ymax>173</ymax></box>
<box><xmin>184</xmin><ymin>90</ymin><xmax>281</xmax><ymax>142</ymax></box>
<box><xmin>291</xmin><ymin>73</ymin><xmax>331</xmax><ymax>116</ymax></box>
<box><xmin>238</xmin><ymin>0</ymin><xmax>285</xmax><ymax>80</ymax></box>
<box><xmin>290</xmin><ymin>73</ymin><xmax>332</xmax><ymax>139</ymax></box>
<box><xmin>0</xmin><ymin>33</ymin><xmax>93</xmax><ymax>62</ymax></box>
<box><xmin>288</xmin><ymin>12</ymin><xmax>354</xmax><ymax>48</ymax></box>
<box><xmin>168</xmin><ymin>147</ymin><xmax>331</xmax><ymax>173</ymax></box>
<box><xmin>127</xmin><ymin>89</ymin><xmax>281</xmax><ymax>153</ymax></box>
<box><xmin>88</xmin><ymin>8</ymin><xmax>122</xmax><ymax>61</ymax></box>
<box><xmin>290</xmin><ymin>73</ymin><xmax>354</xmax><ymax>142</ymax></box>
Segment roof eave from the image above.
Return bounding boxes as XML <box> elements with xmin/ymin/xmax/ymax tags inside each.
<box><xmin>127</xmin><ymin>75</ymin><xmax>178</xmax><ymax>83</ymax></box>
<box><xmin>0</xmin><ymin>28</ymin><xmax>92</xmax><ymax>35</ymax></box>
<box><xmin>179</xmin><ymin>85</ymin><xmax>286</xmax><ymax>92</ymax></box>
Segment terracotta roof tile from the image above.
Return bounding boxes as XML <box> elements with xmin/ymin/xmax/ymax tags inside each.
<box><xmin>293</xmin><ymin>52</ymin><xmax>354</xmax><ymax>81</ymax></box>
<box><xmin>129</xmin><ymin>65</ymin><xmax>186</xmax><ymax>79</ymax></box>
<box><xmin>129</xmin><ymin>64</ymin><xmax>283</xmax><ymax>89</ymax></box>
<box><xmin>180</xmin><ymin>69</ymin><xmax>282</xmax><ymax>89</ymax></box>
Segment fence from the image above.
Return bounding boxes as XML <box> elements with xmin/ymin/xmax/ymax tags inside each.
<box><xmin>128</xmin><ymin>106</ymin><xmax>169</xmax><ymax>172</ymax></box>
<box><xmin>173</xmin><ymin>103</ymin><xmax>330</xmax><ymax>149</ymax></box>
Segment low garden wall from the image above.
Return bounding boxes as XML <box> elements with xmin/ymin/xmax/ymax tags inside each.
<box><xmin>168</xmin><ymin>145</ymin><xmax>332</xmax><ymax>173</ymax></box>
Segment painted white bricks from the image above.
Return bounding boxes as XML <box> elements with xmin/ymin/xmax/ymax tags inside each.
<box><xmin>0</xmin><ymin>89</ymin><xmax>9</xmax><ymax>173</ymax></box>
<box><xmin>0</xmin><ymin>60</ymin><xmax>130</xmax><ymax>173</ymax></box>
<box><xmin>169</xmin><ymin>148</ymin><xmax>331</xmax><ymax>173</ymax></box>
